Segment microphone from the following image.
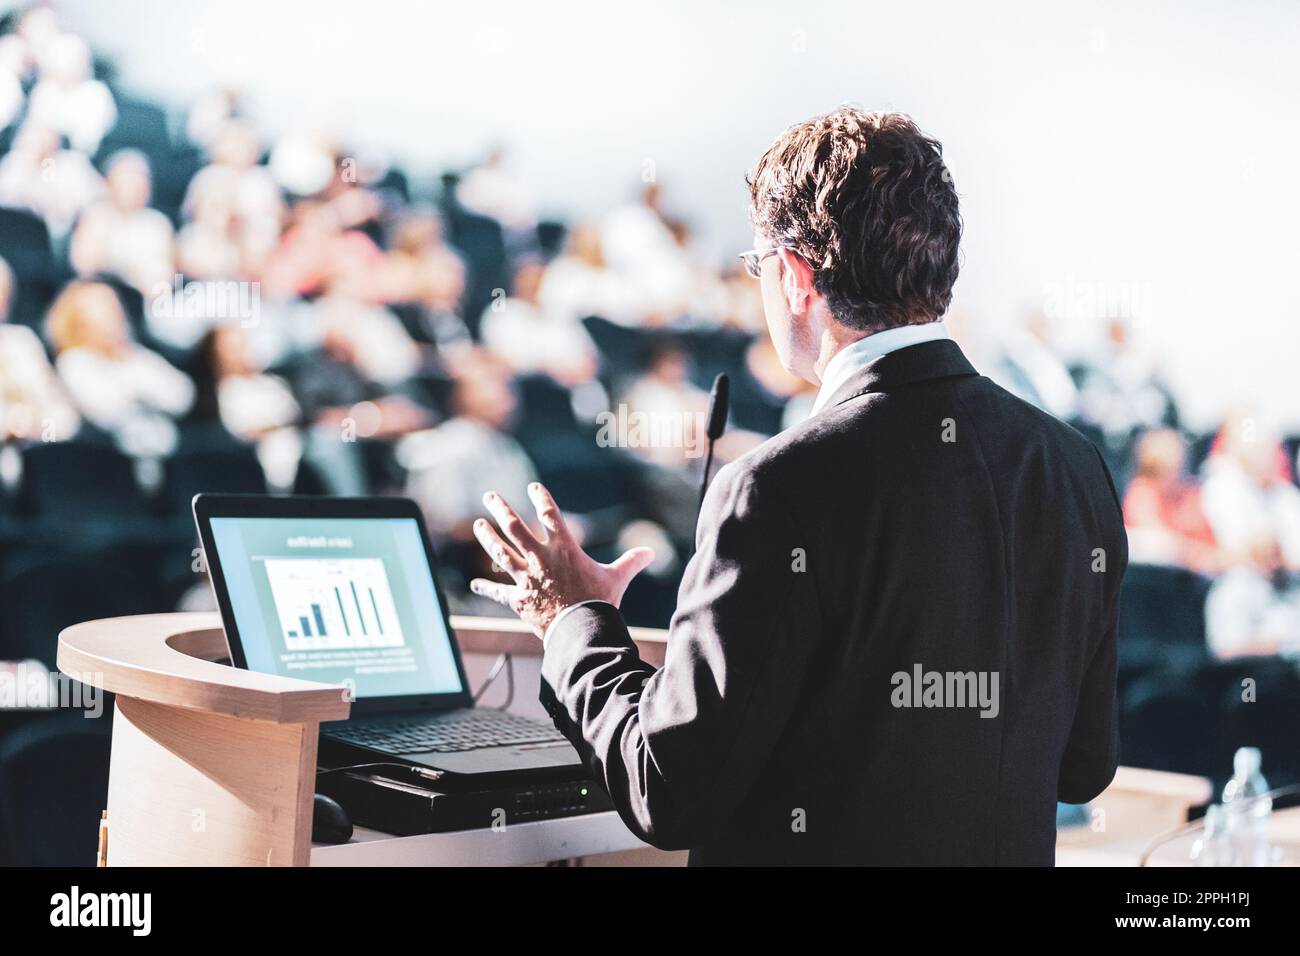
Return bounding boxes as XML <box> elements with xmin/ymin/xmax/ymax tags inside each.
<box><xmin>697</xmin><ymin>373</ymin><xmax>730</xmax><ymax>514</ymax></box>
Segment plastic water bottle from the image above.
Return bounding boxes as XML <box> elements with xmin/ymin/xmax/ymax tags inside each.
<box><xmin>1220</xmin><ymin>747</ymin><xmax>1273</xmax><ymax>866</ymax></box>
<box><xmin>1189</xmin><ymin>803</ymin><xmax>1227</xmax><ymax>866</ymax></box>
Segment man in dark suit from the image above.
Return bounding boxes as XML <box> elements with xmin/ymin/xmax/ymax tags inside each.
<box><xmin>470</xmin><ymin>108</ymin><xmax>1127</xmax><ymax>865</ymax></box>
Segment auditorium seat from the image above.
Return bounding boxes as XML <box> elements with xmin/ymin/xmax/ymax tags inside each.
<box><xmin>583</xmin><ymin>316</ymin><xmax>655</xmax><ymax>386</ymax></box>
<box><xmin>1119</xmin><ymin>672</ymin><xmax>1219</xmax><ymax>778</ymax></box>
<box><xmin>17</xmin><ymin>441</ymin><xmax>151</xmax><ymax>521</ymax></box>
<box><xmin>443</xmin><ymin>205</ymin><xmax>507</xmax><ymax>336</ymax></box>
<box><xmin>0</xmin><ymin>713</ymin><xmax>112</xmax><ymax>866</ymax></box>
<box><xmin>1116</xmin><ymin>563</ymin><xmax>1212</xmax><ymax>675</ymax></box>
<box><xmin>0</xmin><ymin>207</ymin><xmax>59</xmax><ymax>282</ymax></box>
<box><xmin>93</xmin><ymin>94</ymin><xmax>171</xmax><ymax>162</ymax></box>
<box><xmin>0</xmin><ymin>550</ymin><xmax>165</xmax><ymax>668</ymax></box>
<box><xmin>161</xmin><ymin>445</ymin><xmax>267</xmax><ymax>517</ymax></box>
<box><xmin>1215</xmin><ymin>657</ymin><xmax>1300</xmax><ymax>788</ymax></box>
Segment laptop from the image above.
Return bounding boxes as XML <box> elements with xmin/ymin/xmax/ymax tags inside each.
<box><xmin>193</xmin><ymin>493</ymin><xmax>586</xmax><ymax>782</ymax></box>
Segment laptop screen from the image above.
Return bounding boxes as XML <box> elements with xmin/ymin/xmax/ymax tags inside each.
<box><xmin>208</xmin><ymin>515</ymin><xmax>465</xmax><ymax>700</ymax></box>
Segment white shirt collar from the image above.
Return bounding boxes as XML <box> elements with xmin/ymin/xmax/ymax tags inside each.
<box><xmin>810</xmin><ymin>321</ymin><xmax>949</xmax><ymax>415</ymax></box>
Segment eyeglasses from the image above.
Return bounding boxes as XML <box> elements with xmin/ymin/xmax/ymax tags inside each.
<box><xmin>738</xmin><ymin>247</ymin><xmax>781</xmax><ymax>279</ymax></box>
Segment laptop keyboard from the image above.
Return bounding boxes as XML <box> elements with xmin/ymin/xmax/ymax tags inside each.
<box><xmin>326</xmin><ymin>710</ymin><xmax>566</xmax><ymax>754</ymax></box>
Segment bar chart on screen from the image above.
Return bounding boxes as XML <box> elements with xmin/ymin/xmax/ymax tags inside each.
<box><xmin>262</xmin><ymin>557</ymin><xmax>406</xmax><ymax>651</ymax></box>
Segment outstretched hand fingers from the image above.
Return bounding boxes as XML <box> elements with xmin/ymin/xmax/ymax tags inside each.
<box><xmin>482</xmin><ymin>492</ymin><xmax>541</xmax><ymax>556</ymax></box>
<box><xmin>607</xmin><ymin>546</ymin><xmax>656</xmax><ymax>593</ymax></box>
<box><xmin>528</xmin><ymin>482</ymin><xmax>569</xmax><ymax>543</ymax></box>
<box><xmin>473</xmin><ymin>517</ymin><xmax>527</xmax><ymax>580</ymax></box>
<box><xmin>469</xmin><ymin>576</ymin><xmax>520</xmax><ymax>610</ymax></box>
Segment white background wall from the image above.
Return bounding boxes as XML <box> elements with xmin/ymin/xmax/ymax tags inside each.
<box><xmin>51</xmin><ymin>0</ymin><xmax>1300</xmax><ymax>430</ymax></box>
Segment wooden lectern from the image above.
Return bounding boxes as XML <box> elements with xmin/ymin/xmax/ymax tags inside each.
<box><xmin>58</xmin><ymin>612</ymin><xmax>352</xmax><ymax>867</ymax></box>
<box><xmin>56</xmin><ymin>611</ymin><xmax>669</xmax><ymax>867</ymax></box>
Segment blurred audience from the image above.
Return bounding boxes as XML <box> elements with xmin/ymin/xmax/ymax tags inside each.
<box><xmin>1201</xmin><ymin>412</ymin><xmax>1300</xmax><ymax>572</ymax></box>
<box><xmin>456</xmin><ymin>146</ymin><xmax>537</xmax><ymax>235</ymax></box>
<box><xmin>618</xmin><ymin>342</ymin><xmax>708</xmax><ymax>471</ymax></box>
<box><xmin>995</xmin><ymin>313</ymin><xmax>1080</xmax><ymax>420</ymax></box>
<box><xmin>1205</xmin><ymin>536</ymin><xmax>1300</xmax><ymax>659</ymax></box>
<box><xmin>70</xmin><ymin>149</ymin><xmax>174</xmax><ymax>293</ymax></box>
<box><xmin>1073</xmin><ymin>317</ymin><xmax>1178</xmax><ymax>440</ymax></box>
<box><xmin>379</xmin><ymin>210</ymin><xmax>469</xmax><ymax>346</ymax></box>
<box><xmin>0</xmin><ymin>120</ymin><xmax>101</xmax><ymax>235</ymax></box>
<box><xmin>0</xmin><ymin>256</ymin><xmax>78</xmax><ymax>442</ymax></box>
<box><xmin>190</xmin><ymin>323</ymin><xmax>299</xmax><ymax>442</ymax></box>
<box><xmin>538</xmin><ymin>222</ymin><xmax>642</xmax><ymax>327</ymax></box>
<box><xmin>1123</xmin><ymin>428</ymin><xmax>1221</xmax><ymax>574</ymax></box>
<box><xmin>25</xmin><ymin>31</ymin><xmax>114</xmax><ymax>154</ymax></box>
<box><xmin>480</xmin><ymin>258</ymin><xmax>598</xmax><ymax>386</ymax></box>
<box><xmin>46</xmin><ymin>280</ymin><xmax>193</xmax><ymax>455</ymax></box>
<box><xmin>400</xmin><ymin>349</ymin><xmax>536</xmax><ymax>543</ymax></box>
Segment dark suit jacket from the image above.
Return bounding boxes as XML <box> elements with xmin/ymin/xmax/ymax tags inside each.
<box><xmin>539</xmin><ymin>339</ymin><xmax>1127</xmax><ymax>865</ymax></box>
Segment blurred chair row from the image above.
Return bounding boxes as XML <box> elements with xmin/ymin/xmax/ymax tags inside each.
<box><xmin>1116</xmin><ymin>562</ymin><xmax>1300</xmax><ymax>789</ymax></box>
<box><xmin>7</xmin><ymin>434</ymin><xmax>265</xmax><ymax>524</ymax></box>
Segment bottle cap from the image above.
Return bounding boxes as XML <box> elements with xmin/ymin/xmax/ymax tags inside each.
<box><xmin>1234</xmin><ymin>746</ymin><xmax>1262</xmax><ymax>777</ymax></box>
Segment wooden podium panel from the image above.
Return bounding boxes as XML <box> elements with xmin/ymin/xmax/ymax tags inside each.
<box><xmin>58</xmin><ymin>612</ymin><xmax>351</xmax><ymax>867</ymax></box>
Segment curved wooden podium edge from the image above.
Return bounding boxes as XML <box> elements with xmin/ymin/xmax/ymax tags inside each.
<box><xmin>58</xmin><ymin>611</ymin><xmax>351</xmax><ymax>724</ymax></box>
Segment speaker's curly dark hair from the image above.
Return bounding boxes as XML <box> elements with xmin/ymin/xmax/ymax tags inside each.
<box><xmin>747</xmin><ymin>107</ymin><xmax>962</xmax><ymax>333</ymax></box>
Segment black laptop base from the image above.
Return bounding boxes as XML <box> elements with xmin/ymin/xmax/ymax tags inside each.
<box><xmin>317</xmin><ymin>766</ymin><xmax>615</xmax><ymax>835</ymax></box>
<box><xmin>318</xmin><ymin>735</ymin><xmax>591</xmax><ymax>791</ymax></box>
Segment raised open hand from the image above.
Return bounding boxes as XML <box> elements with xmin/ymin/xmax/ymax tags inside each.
<box><xmin>470</xmin><ymin>483</ymin><xmax>655</xmax><ymax>639</ymax></box>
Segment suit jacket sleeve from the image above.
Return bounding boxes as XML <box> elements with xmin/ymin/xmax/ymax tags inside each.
<box><xmin>1057</xmin><ymin>449</ymin><xmax>1126</xmax><ymax>804</ymax></box>
<box><xmin>539</xmin><ymin>459</ymin><xmax>821</xmax><ymax>849</ymax></box>
<box><xmin>1057</xmin><ymin>613</ymin><xmax>1119</xmax><ymax>804</ymax></box>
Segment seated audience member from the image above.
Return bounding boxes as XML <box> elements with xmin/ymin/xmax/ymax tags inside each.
<box><xmin>189</xmin><ymin>323</ymin><xmax>303</xmax><ymax>489</ymax></box>
<box><xmin>538</xmin><ymin>222</ymin><xmax>642</xmax><ymax>327</ymax></box>
<box><xmin>1123</xmin><ymin>428</ymin><xmax>1221</xmax><ymax>573</ymax></box>
<box><xmin>400</xmin><ymin>348</ymin><xmax>537</xmax><ymax>542</ymax></box>
<box><xmin>287</xmin><ymin>301</ymin><xmax>431</xmax><ymax>495</ymax></box>
<box><xmin>455</xmin><ymin>146</ymin><xmax>538</xmax><ymax>235</ymax></box>
<box><xmin>320</xmin><ymin>152</ymin><xmax>389</xmax><ymax>230</ymax></box>
<box><xmin>0</xmin><ymin>257</ymin><xmax>79</xmax><ymax>442</ymax></box>
<box><xmin>190</xmin><ymin>323</ymin><xmax>299</xmax><ymax>441</ymax></box>
<box><xmin>176</xmin><ymin>189</ymin><xmax>245</xmax><ymax>281</ymax></box>
<box><xmin>70</xmin><ymin>149</ymin><xmax>176</xmax><ymax>294</ymax></box>
<box><xmin>268</xmin><ymin>123</ymin><xmax>339</xmax><ymax>198</ymax></box>
<box><xmin>1201</xmin><ymin>412</ymin><xmax>1300</xmax><ymax>572</ymax></box>
<box><xmin>25</xmin><ymin>31</ymin><xmax>115</xmax><ymax>154</ymax></box>
<box><xmin>663</xmin><ymin>217</ymin><xmax>732</xmax><ymax>326</ymax></box>
<box><xmin>1073</xmin><ymin>317</ymin><xmax>1178</xmax><ymax>438</ymax></box>
<box><xmin>182</xmin><ymin>120</ymin><xmax>284</xmax><ymax>274</ymax></box>
<box><xmin>0</xmin><ymin>42</ymin><xmax>24</xmax><ymax>131</ymax></box>
<box><xmin>1205</xmin><ymin>536</ymin><xmax>1300</xmax><ymax>658</ymax></box>
<box><xmin>262</xmin><ymin>199</ymin><xmax>381</xmax><ymax>299</ymax></box>
<box><xmin>185</xmin><ymin>87</ymin><xmax>241</xmax><ymax>151</ymax></box>
<box><xmin>0</xmin><ymin>120</ymin><xmax>102</xmax><ymax>236</ymax></box>
<box><xmin>312</xmin><ymin>263</ymin><xmax>423</xmax><ymax>387</ymax></box>
<box><xmin>994</xmin><ymin>314</ymin><xmax>1081</xmax><ymax>420</ymax></box>
<box><xmin>480</xmin><ymin>258</ymin><xmax>598</xmax><ymax>386</ymax></box>
<box><xmin>379</xmin><ymin>211</ymin><xmax>470</xmax><ymax>345</ymax></box>
<box><xmin>618</xmin><ymin>342</ymin><xmax>709</xmax><ymax>471</ymax></box>
<box><xmin>599</xmin><ymin>184</ymin><xmax>694</xmax><ymax>325</ymax></box>
<box><xmin>46</xmin><ymin>280</ymin><xmax>194</xmax><ymax>455</ymax></box>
